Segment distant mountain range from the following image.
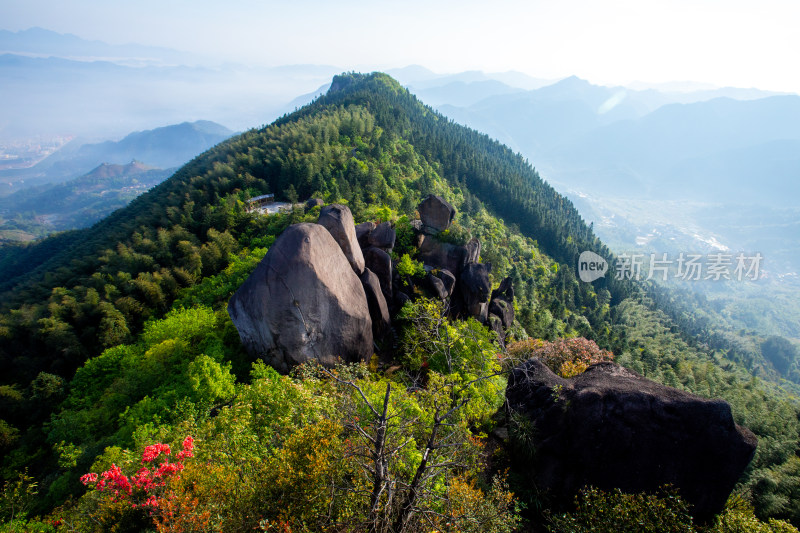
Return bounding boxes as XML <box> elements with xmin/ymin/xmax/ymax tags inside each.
<box><xmin>0</xmin><ymin>27</ymin><xmax>341</xmax><ymax>139</ymax></box>
<box><xmin>433</xmin><ymin>76</ymin><xmax>800</xmax><ymax>206</ymax></box>
<box><xmin>0</xmin><ymin>120</ymin><xmax>234</xmax><ymax>192</ymax></box>
<box><xmin>52</xmin><ymin>120</ymin><xmax>234</xmax><ymax>173</ymax></box>
<box><xmin>0</xmin><ymin>27</ymin><xmax>791</xmax><ymax>146</ymax></box>
<box><xmin>546</xmin><ymin>94</ymin><xmax>800</xmax><ymax>203</ymax></box>
<box><xmin>0</xmin><ymin>27</ymin><xmax>198</xmax><ymax>65</ymax></box>
<box><xmin>0</xmin><ymin>160</ymin><xmax>172</xmax><ymax>242</ymax></box>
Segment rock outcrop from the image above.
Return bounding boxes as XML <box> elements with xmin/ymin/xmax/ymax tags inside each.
<box><xmin>417</xmin><ymin>235</ymin><xmax>470</xmax><ymax>275</ymax></box>
<box><xmin>229</xmin><ymin>197</ymin><xmax>518</xmax><ymax>372</ymax></box>
<box><xmin>318</xmin><ymin>204</ymin><xmax>365</xmax><ymax>274</ymax></box>
<box><xmin>465</xmin><ymin>237</ymin><xmax>481</xmax><ymax>264</ymax></box>
<box><xmin>425</xmin><ymin>273</ymin><xmax>448</xmax><ymax>300</ymax></box>
<box><xmin>355</xmin><ymin>221</ymin><xmax>376</xmax><ymax>247</ymax></box>
<box><xmin>489</xmin><ymin>277</ymin><xmax>515</xmax><ymax>330</ymax></box>
<box><xmin>305</xmin><ymin>198</ymin><xmax>324</xmax><ymax>209</ymax></box>
<box><xmin>435</xmin><ymin>269</ymin><xmax>456</xmax><ymax>297</ymax></box>
<box><xmin>228</xmin><ymin>223</ymin><xmax>373</xmax><ymax>373</ymax></box>
<box><xmin>457</xmin><ymin>263</ymin><xmax>492</xmax><ymax>322</ymax></box>
<box><xmin>506</xmin><ymin>360</ymin><xmax>758</xmax><ymax>521</ymax></box>
<box><xmin>418</xmin><ymin>195</ymin><xmax>455</xmax><ymax>234</ymax></box>
<box><xmin>363</xmin><ymin>247</ymin><xmax>393</xmax><ymax>305</ymax></box>
<box><xmin>367</xmin><ymin>221</ymin><xmax>396</xmax><ymax>250</ymax></box>
<box><xmin>360</xmin><ymin>268</ymin><xmax>390</xmax><ymax>339</ymax></box>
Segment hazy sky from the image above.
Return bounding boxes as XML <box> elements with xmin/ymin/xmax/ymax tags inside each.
<box><xmin>3</xmin><ymin>0</ymin><xmax>800</xmax><ymax>92</ymax></box>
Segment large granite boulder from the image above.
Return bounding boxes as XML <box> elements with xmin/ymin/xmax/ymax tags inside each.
<box><xmin>418</xmin><ymin>195</ymin><xmax>455</xmax><ymax>234</ymax></box>
<box><xmin>436</xmin><ymin>269</ymin><xmax>456</xmax><ymax>297</ymax></box>
<box><xmin>491</xmin><ymin>276</ymin><xmax>514</xmax><ymax>302</ymax></box>
<box><xmin>305</xmin><ymin>198</ymin><xmax>324</xmax><ymax>209</ymax></box>
<box><xmin>488</xmin><ymin>314</ymin><xmax>506</xmax><ymax>349</ymax></box>
<box><xmin>425</xmin><ymin>273</ymin><xmax>448</xmax><ymax>300</ymax></box>
<box><xmin>318</xmin><ymin>204</ymin><xmax>364</xmax><ymax>274</ymax></box>
<box><xmin>465</xmin><ymin>237</ymin><xmax>481</xmax><ymax>264</ymax></box>
<box><xmin>228</xmin><ymin>223</ymin><xmax>373</xmax><ymax>373</ymax></box>
<box><xmin>506</xmin><ymin>360</ymin><xmax>758</xmax><ymax>521</ymax></box>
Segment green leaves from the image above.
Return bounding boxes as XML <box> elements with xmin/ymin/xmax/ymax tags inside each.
<box><xmin>547</xmin><ymin>486</ymin><xmax>695</xmax><ymax>533</ymax></box>
<box><xmin>49</xmin><ymin>305</ymin><xmax>235</xmax><ymax>451</ymax></box>
<box><xmin>395</xmin><ymin>253</ymin><xmax>425</xmax><ymax>280</ymax></box>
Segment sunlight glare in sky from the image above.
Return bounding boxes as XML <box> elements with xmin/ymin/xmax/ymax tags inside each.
<box><xmin>2</xmin><ymin>0</ymin><xmax>798</xmax><ymax>92</ymax></box>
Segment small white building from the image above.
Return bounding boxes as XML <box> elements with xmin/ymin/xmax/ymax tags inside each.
<box><xmin>246</xmin><ymin>194</ymin><xmax>275</xmax><ymax>212</ymax></box>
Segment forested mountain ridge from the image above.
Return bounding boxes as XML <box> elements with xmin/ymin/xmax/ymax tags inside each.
<box><xmin>0</xmin><ymin>72</ymin><xmax>798</xmax><ymax>530</ymax></box>
<box><xmin>0</xmin><ymin>73</ymin><xmax>617</xmax><ymax>349</ymax></box>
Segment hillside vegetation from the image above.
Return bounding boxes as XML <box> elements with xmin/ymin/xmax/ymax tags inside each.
<box><xmin>0</xmin><ymin>73</ymin><xmax>798</xmax><ymax>531</ymax></box>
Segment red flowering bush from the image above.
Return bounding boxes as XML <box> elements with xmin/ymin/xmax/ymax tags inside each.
<box><xmin>81</xmin><ymin>436</ymin><xmax>196</xmax><ymax>518</ymax></box>
<box><xmin>507</xmin><ymin>337</ymin><xmax>614</xmax><ymax>377</ymax></box>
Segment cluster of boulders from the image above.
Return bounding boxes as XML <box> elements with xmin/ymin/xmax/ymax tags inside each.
<box><xmin>505</xmin><ymin>359</ymin><xmax>758</xmax><ymax>521</ymax></box>
<box><xmin>228</xmin><ymin>194</ymin><xmax>758</xmax><ymax>519</ymax></box>
<box><xmin>403</xmin><ymin>196</ymin><xmax>515</xmax><ymax>346</ymax></box>
<box><xmin>228</xmin><ymin>195</ymin><xmax>516</xmax><ymax>372</ymax></box>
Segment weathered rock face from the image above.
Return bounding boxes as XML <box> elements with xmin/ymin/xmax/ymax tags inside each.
<box><xmin>318</xmin><ymin>204</ymin><xmax>365</xmax><ymax>274</ymax></box>
<box><xmin>363</xmin><ymin>247</ymin><xmax>393</xmax><ymax>305</ymax></box>
<box><xmin>489</xmin><ymin>277</ymin><xmax>515</xmax><ymax>329</ymax></box>
<box><xmin>488</xmin><ymin>314</ymin><xmax>506</xmax><ymax>349</ymax></box>
<box><xmin>492</xmin><ymin>276</ymin><xmax>514</xmax><ymax>302</ymax></box>
<box><xmin>506</xmin><ymin>360</ymin><xmax>758</xmax><ymax>521</ymax></box>
<box><xmin>393</xmin><ymin>290</ymin><xmax>410</xmax><ymax>309</ymax></box>
<box><xmin>418</xmin><ymin>235</ymin><xmax>468</xmax><ymax>275</ymax></box>
<box><xmin>367</xmin><ymin>221</ymin><xmax>396</xmax><ymax>250</ymax></box>
<box><xmin>228</xmin><ymin>223</ymin><xmax>373</xmax><ymax>374</ymax></box>
<box><xmin>465</xmin><ymin>238</ymin><xmax>481</xmax><ymax>264</ymax></box>
<box><xmin>425</xmin><ymin>273</ymin><xmax>448</xmax><ymax>300</ymax></box>
<box><xmin>305</xmin><ymin>198</ymin><xmax>324</xmax><ymax>209</ymax></box>
<box><xmin>418</xmin><ymin>195</ymin><xmax>455</xmax><ymax>234</ymax></box>
<box><xmin>436</xmin><ymin>269</ymin><xmax>456</xmax><ymax>297</ymax></box>
<box><xmin>355</xmin><ymin>221</ymin><xmax>376</xmax><ymax>247</ymax></box>
<box><xmin>360</xmin><ymin>268</ymin><xmax>390</xmax><ymax>339</ymax></box>
<box><xmin>489</xmin><ymin>299</ymin><xmax>513</xmax><ymax>329</ymax></box>
<box><xmin>458</xmin><ymin>263</ymin><xmax>492</xmax><ymax>321</ymax></box>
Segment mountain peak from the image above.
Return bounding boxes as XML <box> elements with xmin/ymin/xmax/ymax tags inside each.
<box><xmin>328</xmin><ymin>72</ymin><xmax>404</xmax><ymax>96</ymax></box>
<box><xmin>84</xmin><ymin>159</ymin><xmax>156</xmax><ymax>180</ymax></box>
<box><xmin>552</xmin><ymin>75</ymin><xmax>593</xmax><ymax>89</ymax></box>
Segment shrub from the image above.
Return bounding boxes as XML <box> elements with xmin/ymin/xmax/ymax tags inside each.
<box><xmin>78</xmin><ymin>436</ymin><xmax>203</xmax><ymax>531</ymax></box>
<box><xmin>707</xmin><ymin>496</ymin><xmax>800</xmax><ymax>533</ymax></box>
<box><xmin>547</xmin><ymin>486</ymin><xmax>695</xmax><ymax>533</ymax></box>
<box><xmin>507</xmin><ymin>337</ymin><xmax>614</xmax><ymax>377</ymax></box>
<box><xmin>396</xmin><ymin>253</ymin><xmax>425</xmax><ymax>279</ymax></box>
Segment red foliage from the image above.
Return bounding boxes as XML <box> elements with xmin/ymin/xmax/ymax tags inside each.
<box><xmin>81</xmin><ymin>436</ymin><xmax>195</xmax><ymax>514</ymax></box>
